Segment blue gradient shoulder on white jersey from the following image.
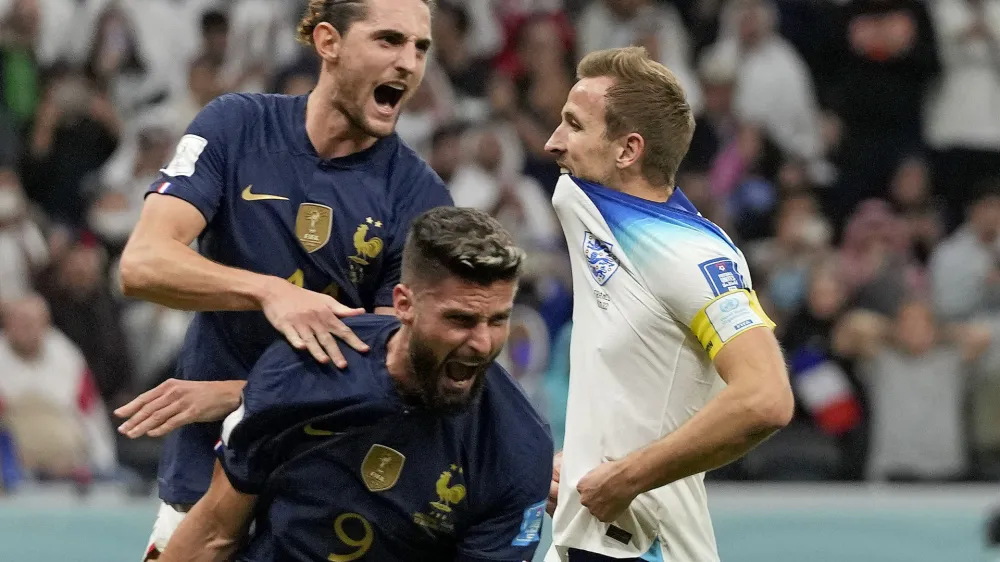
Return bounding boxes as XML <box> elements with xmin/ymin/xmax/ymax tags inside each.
<box><xmin>570</xmin><ymin>176</ymin><xmax>738</xmax><ymax>259</ymax></box>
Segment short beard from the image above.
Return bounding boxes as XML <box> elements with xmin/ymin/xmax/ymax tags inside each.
<box><xmin>401</xmin><ymin>334</ymin><xmax>489</xmax><ymax>415</ymax></box>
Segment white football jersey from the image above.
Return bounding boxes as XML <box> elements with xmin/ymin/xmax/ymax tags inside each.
<box><xmin>546</xmin><ymin>175</ymin><xmax>774</xmax><ymax>562</ymax></box>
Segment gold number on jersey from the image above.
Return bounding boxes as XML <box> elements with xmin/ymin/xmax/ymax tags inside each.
<box><xmin>327</xmin><ymin>512</ymin><xmax>374</xmax><ymax>561</ymax></box>
<box><xmin>287</xmin><ymin>269</ymin><xmax>340</xmax><ymax>299</ymax></box>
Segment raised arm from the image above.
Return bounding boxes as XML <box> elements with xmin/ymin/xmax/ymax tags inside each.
<box><xmin>158</xmin><ymin>461</ymin><xmax>256</xmax><ymax>562</ymax></box>
<box><xmin>119</xmin><ymin>193</ymin><xmax>280</xmax><ymax>311</ymax></box>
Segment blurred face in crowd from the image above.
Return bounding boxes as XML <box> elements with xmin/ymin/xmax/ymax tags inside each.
<box><xmin>430</xmin><ymin>130</ymin><xmax>462</xmax><ymax>182</ymax></box>
<box><xmin>3</xmin><ymin>295</ymin><xmax>50</xmax><ymax>360</ymax></box>
<box><xmin>807</xmin><ymin>269</ymin><xmax>846</xmax><ymax>320</ymax></box>
<box><xmin>895</xmin><ymin>301</ymin><xmax>936</xmax><ymax>356</ymax></box>
<box><xmin>736</xmin><ymin>0</ymin><xmax>771</xmax><ymax>46</ymax></box>
<box><xmin>88</xmin><ymin>192</ymin><xmax>137</xmax><ymax>245</ymax></box>
<box><xmin>189</xmin><ymin>58</ymin><xmax>224</xmax><ymax>107</ymax></box>
<box><xmin>395</xmin><ymin>276</ymin><xmax>516</xmax><ymax>413</ymax></box>
<box><xmin>0</xmin><ymin>169</ymin><xmax>26</xmax><ymax>225</ymax></box>
<box><xmin>476</xmin><ymin>131</ymin><xmax>504</xmax><ymax>174</ymax></box>
<box><xmin>890</xmin><ymin>157</ymin><xmax>930</xmax><ymax>210</ymax></box>
<box><xmin>57</xmin><ymin>244</ymin><xmax>104</xmax><ymax>299</ymax></box>
<box><xmin>546</xmin><ymin>77</ymin><xmax>622</xmax><ymax>188</ymax></box>
<box><xmin>970</xmin><ymin>194</ymin><xmax>1000</xmax><ymax>242</ymax></box>
<box><xmin>430</xmin><ymin>3</ymin><xmax>464</xmax><ymax>56</ymax></box>
<box><xmin>6</xmin><ymin>0</ymin><xmax>40</xmax><ymax>45</ymax></box>
<box><xmin>319</xmin><ymin>0</ymin><xmax>431</xmax><ymax>139</ymax></box>
<box><xmin>518</xmin><ymin>17</ymin><xmax>566</xmax><ymax>76</ymax></box>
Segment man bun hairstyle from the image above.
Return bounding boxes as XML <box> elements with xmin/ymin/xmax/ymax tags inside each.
<box><xmin>402</xmin><ymin>207</ymin><xmax>525</xmax><ymax>288</ymax></box>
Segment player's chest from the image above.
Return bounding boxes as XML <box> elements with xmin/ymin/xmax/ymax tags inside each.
<box><xmin>220</xmin><ymin>158</ymin><xmax>397</xmax><ymax>278</ymax></box>
<box><xmin>276</xmin><ymin>417</ymin><xmax>480</xmax><ymax>555</ymax></box>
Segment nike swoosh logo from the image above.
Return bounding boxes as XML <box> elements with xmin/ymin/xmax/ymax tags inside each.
<box><xmin>241</xmin><ymin>185</ymin><xmax>289</xmax><ymax>201</ymax></box>
<box><xmin>303</xmin><ymin>423</ymin><xmax>336</xmax><ymax>436</ymax></box>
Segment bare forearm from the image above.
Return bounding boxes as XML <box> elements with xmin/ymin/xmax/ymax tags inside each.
<box><xmin>120</xmin><ymin>239</ymin><xmax>281</xmax><ymax>311</ymax></box>
<box><xmin>158</xmin><ymin>508</ymin><xmax>240</xmax><ymax>562</ymax></box>
<box><xmin>624</xmin><ymin>384</ymin><xmax>788</xmax><ymax>494</ymax></box>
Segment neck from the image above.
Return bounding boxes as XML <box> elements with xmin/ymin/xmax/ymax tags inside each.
<box><xmin>306</xmin><ymin>77</ymin><xmax>379</xmax><ymax>160</ymax></box>
<box><xmin>384</xmin><ymin>326</ymin><xmax>411</xmax><ymax>385</ymax></box>
<box><xmin>617</xmin><ymin>176</ymin><xmax>674</xmax><ymax>203</ymax></box>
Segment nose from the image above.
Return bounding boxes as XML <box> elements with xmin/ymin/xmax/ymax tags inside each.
<box><xmin>396</xmin><ymin>42</ymin><xmax>419</xmax><ymax>75</ymax></box>
<box><xmin>544</xmin><ymin>127</ymin><xmax>565</xmax><ymax>157</ymax></box>
<box><xmin>465</xmin><ymin>324</ymin><xmax>492</xmax><ymax>357</ymax></box>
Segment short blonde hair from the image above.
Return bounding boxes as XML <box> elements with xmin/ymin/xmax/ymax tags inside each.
<box><xmin>577</xmin><ymin>47</ymin><xmax>695</xmax><ymax>186</ymax></box>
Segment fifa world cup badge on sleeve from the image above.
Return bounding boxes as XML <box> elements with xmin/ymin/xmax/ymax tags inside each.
<box><xmin>512</xmin><ymin>501</ymin><xmax>546</xmax><ymax>546</ymax></box>
<box><xmin>698</xmin><ymin>258</ymin><xmax>746</xmax><ymax>296</ymax></box>
<box><xmin>161</xmin><ymin>134</ymin><xmax>208</xmax><ymax>177</ymax></box>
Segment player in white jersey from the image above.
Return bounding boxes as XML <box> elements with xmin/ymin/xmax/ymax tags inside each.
<box><xmin>542</xmin><ymin>47</ymin><xmax>794</xmax><ymax>562</ymax></box>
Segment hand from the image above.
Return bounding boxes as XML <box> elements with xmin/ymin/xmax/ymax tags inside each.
<box><xmin>547</xmin><ymin>451</ymin><xmax>562</xmax><ymax>516</ymax></box>
<box><xmin>577</xmin><ymin>458</ymin><xmax>637</xmax><ymax>523</ymax></box>
<box><xmin>114</xmin><ymin>379</ymin><xmax>245</xmax><ymax>439</ymax></box>
<box><xmin>261</xmin><ymin>278</ymin><xmax>368</xmax><ymax>368</ymax></box>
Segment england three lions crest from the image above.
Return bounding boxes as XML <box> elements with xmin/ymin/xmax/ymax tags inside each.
<box><xmin>583</xmin><ymin>231</ymin><xmax>619</xmax><ymax>286</ymax></box>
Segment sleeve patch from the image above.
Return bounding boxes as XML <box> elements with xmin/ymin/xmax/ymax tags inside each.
<box><xmin>161</xmin><ymin>134</ymin><xmax>208</xmax><ymax>177</ymax></box>
<box><xmin>511</xmin><ymin>501</ymin><xmax>545</xmax><ymax>546</ymax></box>
<box><xmin>690</xmin><ymin>290</ymin><xmax>773</xmax><ymax>359</ymax></box>
<box><xmin>698</xmin><ymin>258</ymin><xmax>746</xmax><ymax>296</ymax></box>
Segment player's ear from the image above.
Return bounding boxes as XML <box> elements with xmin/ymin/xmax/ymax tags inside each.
<box><xmin>312</xmin><ymin>21</ymin><xmax>343</xmax><ymax>63</ymax></box>
<box><xmin>617</xmin><ymin>132</ymin><xmax>645</xmax><ymax>171</ymax></box>
<box><xmin>393</xmin><ymin>284</ymin><xmax>415</xmax><ymax>324</ymax></box>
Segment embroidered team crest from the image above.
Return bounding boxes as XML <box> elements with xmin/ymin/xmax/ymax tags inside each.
<box><xmin>583</xmin><ymin>231</ymin><xmax>619</xmax><ymax>286</ymax></box>
<box><xmin>360</xmin><ymin>444</ymin><xmax>405</xmax><ymax>492</ymax></box>
<box><xmin>295</xmin><ymin>203</ymin><xmax>333</xmax><ymax>253</ymax></box>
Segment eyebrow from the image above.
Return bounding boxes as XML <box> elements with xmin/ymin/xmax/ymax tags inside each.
<box><xmin>443</xmin><ymin>308</ymin><xmax>513</xmax><ymax>321</ymax></box>
<box><xmin>372</xmin><ymin>29</ymin><xmax>432</xmax><ymax>52</ymax></box>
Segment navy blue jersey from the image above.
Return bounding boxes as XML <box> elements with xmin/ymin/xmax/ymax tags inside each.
<box><xmin>149</xmin><ymin>93</ymin><xmax>453</xmax><ymax>503</ymax></box>
<box><xmin>216</xmin><ymin>315</ymin><xmax>553</xmax><ymax>562</ymax></box>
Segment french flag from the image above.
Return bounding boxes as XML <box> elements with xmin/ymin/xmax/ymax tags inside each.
<box><xmin>155</xmin><ymin>181</ymin><xmax>171</xmax><ymax>194</ymax></box>
<box><xmin>790</xmin><ymin>347</ymin><xmax>862</xmax><ymax>436</ymax></box>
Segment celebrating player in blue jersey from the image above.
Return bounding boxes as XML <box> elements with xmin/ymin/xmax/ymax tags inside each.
<box><xmin>114</xmin><ymin>0</ymin><xmax>451</xmax><ymax>558</ymax></box>
<box><xmin>157</xmin><ymin>207</ymin><xmax>553</xmax><ymax>562</ymax></box>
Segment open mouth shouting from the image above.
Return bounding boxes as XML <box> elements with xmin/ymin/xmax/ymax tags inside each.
<box><xmin>373</xmin><ymin>81</ymin><xmax>407</xmax><ymax>117</ymax></box>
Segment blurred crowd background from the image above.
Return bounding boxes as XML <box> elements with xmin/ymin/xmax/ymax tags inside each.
<box><xmin>0</xmin><ymin>0</ymin><xmax>999</xmax><ymax>496</ymax></box>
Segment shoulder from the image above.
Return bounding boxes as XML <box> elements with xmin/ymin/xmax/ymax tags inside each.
<box><xmin>245</xmin><ymin>317</ymin><xmax>396</xmax><ymax>412</ymax></box>
<box><xmin>387</xmin><ymin>136</ymin><xmax>452</xmax><ymax>205</ymax></box>
<box><xmin>194</xmin><ymin>92</ymin><xmax>299</xmax><ymax>141</ymax></box>
<box><xmin>479</xmin><ymin>365</ymin><xmax>554</xmax><ymax>465</ymax></box>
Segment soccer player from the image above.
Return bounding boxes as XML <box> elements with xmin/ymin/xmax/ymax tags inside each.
<box><xmin>542</xmin><ymin>47</ymin><xmax>795</xmax><ymax>562</ymax></box>
<box><xmin>157</xmin><ymin>207</ymin><xmax>553</xmax><ymax>562</ymax></box>
<box><xmin>114</xmin><ymin>0</ymin><xmax>451</xmax><ymax>558</ymax></box>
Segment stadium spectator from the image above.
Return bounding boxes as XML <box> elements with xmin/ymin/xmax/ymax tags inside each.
<box><xmin>0</xmin><ymin>294</ymin><xmax>117</xmax><ymax>480</ymax></box>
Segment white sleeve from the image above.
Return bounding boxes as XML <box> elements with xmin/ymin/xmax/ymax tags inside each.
<box><xmin>649</xmin><ymin>235</ymin><xmax>775</xmax><ymax>360</ymax></box>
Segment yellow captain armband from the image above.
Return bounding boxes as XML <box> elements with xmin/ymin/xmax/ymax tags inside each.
<box><xmin>689</xmin><ymin>289</ymin><xmax>775</xmax><ymax>360</ymax></box>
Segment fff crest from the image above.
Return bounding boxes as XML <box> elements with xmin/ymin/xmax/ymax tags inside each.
<box><xmin>583</xmin><ymin>231</ymin><xmax>619</xmax><ymax>286</ymax></box>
